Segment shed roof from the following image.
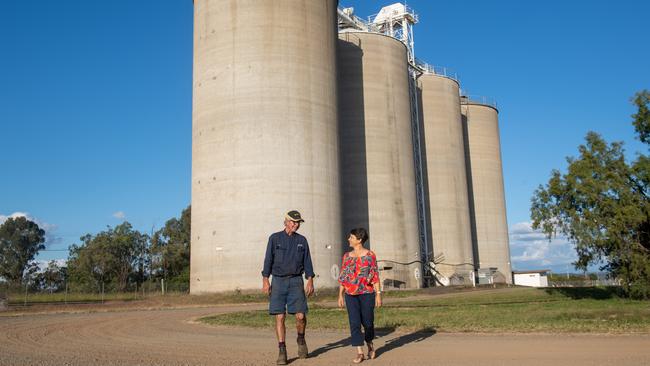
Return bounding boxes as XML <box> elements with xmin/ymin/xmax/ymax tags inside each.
<box><xmin>512</xmin><ymin>269</ymin><xmax>550</xmax><ymax>274</ymax></box>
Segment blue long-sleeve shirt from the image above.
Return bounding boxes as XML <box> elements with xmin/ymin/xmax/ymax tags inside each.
<box><xmin>262</xmin><ymin>230</ymin><xmax>315</xmax><ymax>279</ymax></box>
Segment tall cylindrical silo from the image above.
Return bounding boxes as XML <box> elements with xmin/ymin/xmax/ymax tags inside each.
<box><xmin>191</xmin><ymin>0</ymin><xmax>342</xmax><ymax>293</ymax></box>
<box><xmin>418</xmin><ymin>73</ymin><xmax>475</xmax><ymax>284</ymax></box>
<box><xmin>461</xmin><ymin>99</ymin><xmax>512</xmax><ymax>284</ymax></box>
<box><xmin>338</xmin><ymin>31</ymin><xmax>421</xmax><ymax>289</ymax></box>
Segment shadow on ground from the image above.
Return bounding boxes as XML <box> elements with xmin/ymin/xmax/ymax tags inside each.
<box><xmin>308</xmin><ymin>327</ymin><xmax>437</xmax><ymax>360</ymax></box>
<box><xmin>308</xmin><ymin>337</ymin><xmax>352</xmax><ymax>358</ymax></box>
<box><xmin>376</xmin><ymin>328</ymin><xmax>437</xmax><ymax>358</ymax></box>
<box><xmin>544</xmin><ymin>286</ymin><xmax>621</xmax><ymax>300</ymax></box>
<box><xmin>308</xmin><ymin>327</ymin><xmax>396</xmax><ymax>358</ymax></box>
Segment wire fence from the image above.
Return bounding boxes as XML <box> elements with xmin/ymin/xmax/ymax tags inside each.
<box><xmin>1</xmin><ymin>279</ymin><xmax>190</xmax><ymax>307</ymax></box>
<box><xmin>548</xmin><ymin>279</ymin><xmax>621</xmax><ymax>288</ymax></box>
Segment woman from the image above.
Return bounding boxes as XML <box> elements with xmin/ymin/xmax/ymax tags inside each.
<box><xmin>338</xmin><ymin>227</ymin><xmax>382</xmax><ymax>363</ymax></box>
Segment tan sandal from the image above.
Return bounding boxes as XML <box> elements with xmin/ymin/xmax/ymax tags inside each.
<box><xmin>353</xmin><ymin>353</ymin><xmax>365</xmax><ymax>364</ymax></box>
<box><xmin>367</xmin><ymin>342</ymin><xmax>376</xmax><ymax>360</ymax></box>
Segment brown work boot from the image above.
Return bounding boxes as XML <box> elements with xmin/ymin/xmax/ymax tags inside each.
<box><xmin>277</xmin><ymin>344</ymin><xmax>288</xmax><ymax>365</ymax></box>
<box><xmin>297</xmin><ymin>336</ymin><xmax>308</xmax><ymax>359</ymax></box>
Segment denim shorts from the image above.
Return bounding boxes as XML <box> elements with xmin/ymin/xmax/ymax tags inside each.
<box><xmin>269</xmin><ymin>276</ymin><xmax>308</xmax><ymax>315</ymax></box>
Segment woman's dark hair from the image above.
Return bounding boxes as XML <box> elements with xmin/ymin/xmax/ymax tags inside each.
<box><xmin>349</xmin><ymin>227</ymin><xmax>369</xmax><ymax>244</ymax></box>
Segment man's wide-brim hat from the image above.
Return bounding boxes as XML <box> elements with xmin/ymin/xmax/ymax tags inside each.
<box><xmin>286</xmin><ymin>210</ymin><xmax>304</xmax><ymax>223</ymax></box>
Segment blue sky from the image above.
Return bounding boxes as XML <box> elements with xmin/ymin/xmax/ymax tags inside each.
<box><xmin>1</xmin><ymin>0</ymin><xmax>648</xmax><ymax>274</ymax></box>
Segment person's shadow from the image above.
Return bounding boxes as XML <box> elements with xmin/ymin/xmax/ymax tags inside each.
<box><xmin>306</xmin><ymin>337</ymin><xmax>351</xmax><ymax>359</ymax></box>
<box><xmin>375</xmin><ymin>327</ymin><xmax>437</xmax><ymax>358</ymax></box>
<box><xmin>307</xmin><ymin>327</ymin><xmax>398</xmax><ymax>359</ymax></box>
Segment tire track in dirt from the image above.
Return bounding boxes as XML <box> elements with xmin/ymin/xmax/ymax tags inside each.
<box><xmin>1</xmin><ymin>304</ymin><xmax>649</xmax><ymax>366</ymax></box>
<box><xmin>0</xmin><ymin>305</ymin><xmax>266</xmax><ymax>366</ymax></box>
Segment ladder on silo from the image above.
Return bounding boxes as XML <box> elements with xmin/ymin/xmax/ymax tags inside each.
<box><xmin>407</xmin><ymin>65</ymin><xmax>430</xmax><ymax>282</ymax></box>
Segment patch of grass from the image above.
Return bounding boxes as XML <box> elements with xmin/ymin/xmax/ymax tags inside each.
<box><xmin>200</xmin><ymin>287</ymin><xmax>650</xmax><ymax>333</ymax></box>
<box><xmin>6</xmin><ymin>286</ymin><xmax>422</xmax><ymax>307</ymax></box>
<box><xmin>7</xmin><ymin>292</ymin><xmax>139</xmax><ymax>304</ymax></box>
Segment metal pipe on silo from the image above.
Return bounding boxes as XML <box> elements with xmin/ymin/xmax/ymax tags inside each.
<box><xmin>418</xmin><ymin>73</ymin><xmax>475</xmax><ymax>285</ymax></box>
<box><xmin>191</xmin><ymin>0</ymin><xmax>342</xmax><ymax>293</ymax></box>
<box><xmin>461</xmin><ymin>98</ymin><xmax>512</xmax><ymax>284</ymax></box>
<box><xmin>338</xmin><ymin>31</ymin><xmax>421</xmax><ymax>289</ymax></box>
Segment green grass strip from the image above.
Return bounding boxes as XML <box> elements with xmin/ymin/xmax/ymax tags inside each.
<box><xmin>200</xmin><ymin>287</ymin><xmax>650</xmax><ymax>333</ymax></box>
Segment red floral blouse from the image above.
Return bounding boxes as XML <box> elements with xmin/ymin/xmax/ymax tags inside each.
<box><xmin>338</xmin><ymin>250</ymin><xmax>379</xmax><ymax>295</ymax></box>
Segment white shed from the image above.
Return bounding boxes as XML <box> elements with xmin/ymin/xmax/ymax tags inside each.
<box><xmin>513</xmin><ymin>270</ymin><xmax>550</xmax><ymax>287</ymax></box>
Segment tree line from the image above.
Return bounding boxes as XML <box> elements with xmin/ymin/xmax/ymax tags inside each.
<box><xmin>0</xmin><ymin>206</ymin><xmax>191</xmax><ymax>293</ymax></box>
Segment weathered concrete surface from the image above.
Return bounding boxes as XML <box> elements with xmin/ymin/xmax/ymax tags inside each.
<box><xmin>338</xmin><ymin>32</ymin><xmax>421</xmax><ymax>289</ymax></box>
<box><xmin>192</xmin><ymin>0</ymin><xmax>342</xmax><ymax>292</ymax></box>
<box><xmin>462</xmin><ymin>102</ymin><xmax>512</xmax><ymax>283</ymax></box>
<box><xmin>1</xmin><ymin>305</ymin><xmax>648</xmax><ymax>366</ymax></box>
<box><xmin>419</xmin><ymin>75</ymin><xmax>474</xmax><ymax>282</ymax></box>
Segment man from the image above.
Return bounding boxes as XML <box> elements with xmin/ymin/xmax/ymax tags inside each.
<box><xmin>262</xmin><ymin>210</ymin><xmax>315</xmax><ymax>365</ymax></box>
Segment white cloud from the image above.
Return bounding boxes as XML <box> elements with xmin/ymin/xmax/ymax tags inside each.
<box><xmin>509</xmin><ymin>221</ymin><xmax>548</xmax><ymax>243</ymax></box>
<box><xmin>32</xmin><ymin>259</ymin><xmax>67</xmax><ymax>272</ymax></box>
<box><xmin>112</xmin><ymin>211</ymin><xmax>126</xmax><ymax>220</ymax></box>
<box><xmin>0</xmin><ymin>212</ymin><xmax>29</xmax><ymax>224</ymax></box>
<box><xmin>0</xmin><ymin>212</ymin><xmax>61</xmax><ymax>246</ymax></box>
<box><xmin>509</xmin><ymin>221</ymin><xmax>577</xmax><ymax>270</ymax></box>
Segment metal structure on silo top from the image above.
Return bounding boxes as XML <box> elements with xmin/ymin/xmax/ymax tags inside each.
<box><xmin>338</xmin><ymin>31</ymin><xmax>421</xmax><ymax>289</ymax></box>
<box><xmin>418</xmin><ymin>71</ymin><xmax>475</xmax><ymax>286</ymax></box>
<box><xmin>461</xmin><ymin>96</ymin><xmax>512</xmax><ymax>284</ymax></box>
<box><xmin>191</xmin><ymin>0</ymin><xmax>342</xmax><ymax>293</ymax></box>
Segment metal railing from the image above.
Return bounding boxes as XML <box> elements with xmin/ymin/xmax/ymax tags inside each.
<box><xmin>415</xmin><ymin>60</ymin><xmax>459</xmax><ymax>82</ymax></box>
<box><xmin>460</xmin><ymin>94</ymin><xmax>498</xmax><ymax>109</ymax></box>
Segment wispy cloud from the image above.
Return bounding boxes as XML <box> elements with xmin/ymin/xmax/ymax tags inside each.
<box><xmin>509</xmin><ymin>221</ymin><xmax>577</xmax><ymax>270</ymax></box>
<box><xmin>0</xmin><ymin>212</ymin><xmax>62</xmax><ymax>247</ymax></box>
<box><xmin>112</xmin><ymin>211</ymin><xmax>126</xmax><ymax>220</ymax></box>
<box><xmin>33</xmin><ymin>259</ymin><xmax>67</xmax><ymax>271</ymax></box>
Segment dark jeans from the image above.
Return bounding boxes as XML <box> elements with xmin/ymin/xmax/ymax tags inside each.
<box><xmin>344</xmin><ymin>292</ymin><xmax>375</xmax><ymax>346</ymax></box>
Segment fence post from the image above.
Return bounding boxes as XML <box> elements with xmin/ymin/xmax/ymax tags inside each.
<box><xmin>101</xmin><ymin>282</ymin><xmax>104</xmax><ymax>304</ymax></box>
<box><xmin>161</xmin><ymin>279</ymin><xmax>165</xmax><ymax>296</ymax></box>
<box><xmin>24</xmin><ymin>282</ymin><xmax>28</xmax><ymax>306</ymax></box>
<box><xmin>65</xmin><ymin>282</ymin><xmax>68</xmax><ymax>304</ymax></box>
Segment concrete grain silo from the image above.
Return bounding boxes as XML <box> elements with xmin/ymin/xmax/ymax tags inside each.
<box><xmin>418</xmin><ymin>73</ymin><xmax>475</xmax><ymax>284</ymax></box>
<box><xmin>191</xmin><ymin>0</ymin><xmax>342</xmax><ymax>292</ymax></box>
<box><xmin>338</xmin><ymin>31</ymin><xmax>421</xmax><ymax>289</ymax></box>
<box><xmin>461</xmin><ymin>98</ymin><xmax>512</xmax><ymax>284</ymax></box>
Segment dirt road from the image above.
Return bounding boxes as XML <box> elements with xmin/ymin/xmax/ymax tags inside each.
<box><xmin>1</xmin><ymin>304</ymin><xmax>649</xmax><ymax>366</ymax></box>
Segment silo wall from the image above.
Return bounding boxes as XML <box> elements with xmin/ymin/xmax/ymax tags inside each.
<box><xmin>191</xmin><ymin>0</ymin><xmax>342</xmax><ymax>293</ymax></box>
<box><xmin>461</xmin><ymin>102</ymin><xmax>512</xmax><ymax>283</ymax></box>
<box><xmin>418</xmin><ymin>74</ymin><xmax>475</xmax><ymax>284</ymax></box>
<box><xmin>338</xmin><ymin>31</ymin><xmax>421</xmax><ymax>289</ymax></box>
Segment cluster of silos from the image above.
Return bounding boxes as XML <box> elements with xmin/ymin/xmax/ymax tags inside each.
<box><xmin>190</xmin><ymin>0</ymin><xmax>512</xmax><ymax>292</ymax></box>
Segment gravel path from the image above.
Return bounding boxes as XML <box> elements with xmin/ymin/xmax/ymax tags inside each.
<box><xmin>1</xmin><ymin>304</ymin><xmax>649</xmax><ymax>366</ymax></box>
